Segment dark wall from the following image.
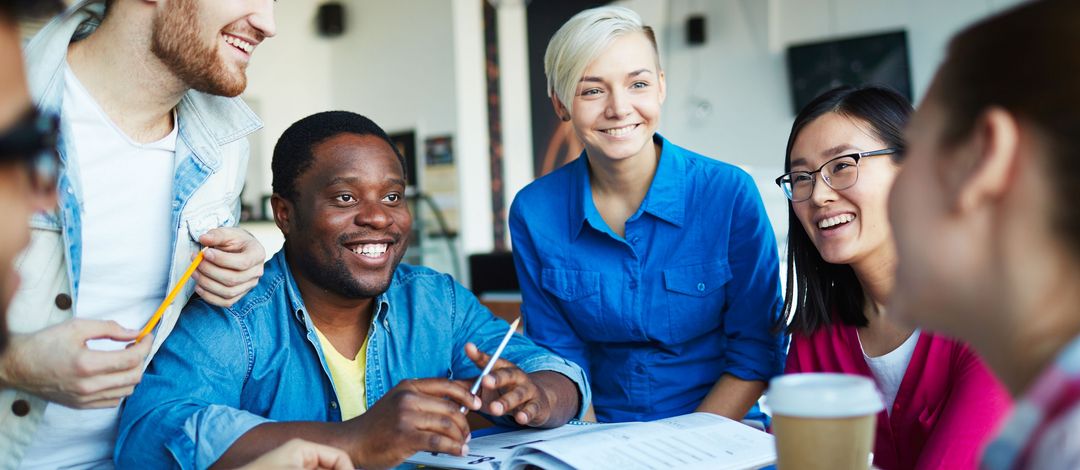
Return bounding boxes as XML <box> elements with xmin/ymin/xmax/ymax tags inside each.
<box><xmin>526</xmin><ymin>0</ymin><xmax>612</xmax><ymax>178</ymax></box>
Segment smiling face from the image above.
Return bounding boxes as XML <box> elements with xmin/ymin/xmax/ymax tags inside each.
<box><xmin>151</xmin><ymin>0</ymin><xmax>276</xmax><ymax>97</ymax></box>
<box><xmin>789</xmin><ymin>112</ymin><xmax>901</xmax><ymax>267</ymax></box>
<box><xmin>559</xmin><ymin>32</ymin><xmax>665</xmax><ymax>163</ymax></box>
<box><xmin>275</xmin><ymin>133</ymin><xmax>411</xmax><ymax>300</ymax></box>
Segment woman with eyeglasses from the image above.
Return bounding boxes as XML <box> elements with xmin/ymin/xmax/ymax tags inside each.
<box><xmin>510</xmin><ymin>6</ymin><xmax>785</xmax><ymax>425</ymax></box>
<box><xmin>777</xmin><ymin>85</ymin><xmax>1010</xmax><ymax>469</ymax></box>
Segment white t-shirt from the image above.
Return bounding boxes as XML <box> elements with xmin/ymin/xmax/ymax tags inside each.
<box><xmin>18</xmin><ymin>66</ymin><xmax>177</xmax><ymax>470</ymax></box>
<box><xmin>860</xmin><ymin>329</ymin><xmax>920</xmax><ymax>416</ymax></box>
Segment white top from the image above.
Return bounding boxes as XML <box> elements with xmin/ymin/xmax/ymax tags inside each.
<box><xmin>19</xmin><ymin>66</ymin><xmax>177</xmax><ymax>470</ymax></box>
<box><xmin>861</xmin><ymin>329</ymin><xmax>920</xmax><ymax>416</ymax></box>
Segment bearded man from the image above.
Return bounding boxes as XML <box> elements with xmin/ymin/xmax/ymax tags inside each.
<box><xmin>0</xmin><ymin>1</ymin><xmax>275</xmax><ymax>467</ymax></box>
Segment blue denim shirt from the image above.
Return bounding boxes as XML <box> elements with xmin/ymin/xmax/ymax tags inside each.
<box><xmin>115</xmin><ymin>250</ymin><xmax>590</xmax><ymax>469</ymax></box>
<box><xmin>509</xmin><ymin>134</ymin><xmax>786</xmax><ymax>424</ymax></box>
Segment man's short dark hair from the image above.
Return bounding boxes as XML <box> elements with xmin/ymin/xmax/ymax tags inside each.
<box><xmin>0</xmin><ymin>0</ymin><xmax>64</xmax><ymax>22</ymax></box>
<box><xmin>272</xmin><ymin>111</ymin><xmax>407</xmax><ymax>202</ymax></box>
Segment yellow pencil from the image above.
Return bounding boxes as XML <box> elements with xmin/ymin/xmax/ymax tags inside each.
<box><xmin>136</xmin><ymin>247</ymin><xmax>207</xmax><ymax>342</ymax></box>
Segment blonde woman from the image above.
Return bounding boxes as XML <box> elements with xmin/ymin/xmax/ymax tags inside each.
<box><xmin>509</xmin><ymin>6</ymin><xmax>785</xmax><ymax>424</ymax></box>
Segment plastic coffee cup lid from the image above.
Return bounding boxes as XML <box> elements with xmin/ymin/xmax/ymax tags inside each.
<box><xmin>767</xmin><ymin>373</ymin><xmax>884</xmax><ymax>418</ymax></box>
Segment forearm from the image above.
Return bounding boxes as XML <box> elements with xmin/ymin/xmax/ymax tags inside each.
<box><xmin>529</xmin><ymin>370</ymin><xmax>581</xmax><ymax>428</ymax></box>
<box><xmin>0</xmin><ymin>333</ymin><xmax>31</xmax><ymax>389</ymax></box>
<box><xmin>0</xmin><ymin>340</ymin><xmax>16</xmax><ymax>389</ymax></box>
<box><xmin>695</xmin><ymin>374</ymin><xmax>766</xmax><ymax>421</ymax></box>
<box><xmin>211</xmin><ymin>422</ymin><xmax>353</xmax><ymax>469</ymax></box>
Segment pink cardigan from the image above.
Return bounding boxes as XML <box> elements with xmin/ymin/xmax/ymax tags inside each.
<box><xmin>785</xmin><ymin>323</ymin><xmax>1011</xmax><ymax>470</ymax></box>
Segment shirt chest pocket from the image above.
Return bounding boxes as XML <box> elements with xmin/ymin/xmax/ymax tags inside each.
<box><xmin>662</xmin><ymin>261</ymin><xmax>732</xmax><ymax>343</ymax></box>
<box><xmin>540</xmin><ymin>268</ymin><xmax>613</xmax><ymax>340</ymax></box>
<box><xmin>182</xmin><ymin>203</ymin><xmax>236</xmax><ymax>243</ymax></box>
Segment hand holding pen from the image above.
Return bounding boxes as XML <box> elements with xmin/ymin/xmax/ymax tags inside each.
<box><xmin>461</xmin><ymin>318</ymin><xmax>566</xmax><ymax>427</ymax></box>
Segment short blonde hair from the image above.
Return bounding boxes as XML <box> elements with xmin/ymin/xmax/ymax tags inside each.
<box><xmin>543</xmin><ymin>6</ymin><xmax>659</xmax><ymax>113</ymax></box>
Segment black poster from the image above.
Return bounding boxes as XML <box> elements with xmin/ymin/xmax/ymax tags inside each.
<box><xmin>526</xmin><ymin>0</ymin><xmax>612</xmax><ymax>178</ymax></box>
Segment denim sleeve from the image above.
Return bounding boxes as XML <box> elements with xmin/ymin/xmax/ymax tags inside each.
<box><xmin>508</xmin><ymin>200</ymin><xmax>593</xmax><ymax>375</ymax></box>
<box><xmin>447</xmin><ymin>273</ymin><xmax>591</xmax><ymax>422</ymax></box>
<box><xmin>720</xmin><ymin>171</ymin><xmax>788</xmax><ymax>382</ymax></box>
<box><xmin>115</xmin><ymin>300</ymin><xmax>270</xmax><ymax>469</ymax></box>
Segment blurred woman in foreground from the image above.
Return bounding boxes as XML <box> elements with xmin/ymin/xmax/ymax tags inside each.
<box><xmin>890</xmin><ymin>1</ymin><xmax>1080</xmax><ymax>468</ymax></box>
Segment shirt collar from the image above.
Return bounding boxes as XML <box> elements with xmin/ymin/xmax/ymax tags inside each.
<box><xmin>272</xmin><ymin>249</ymin><xmax>392</xmax><ymax>328</ymax></box>
<box><xmin>570</xmin><ymin>133</ymin><xmax>686</xmax><ymax>239</ymax></box>
<box><xmin>641</xmin><ymin>134</ymin><xmax>686</xmax><ymax>227</ymax></box>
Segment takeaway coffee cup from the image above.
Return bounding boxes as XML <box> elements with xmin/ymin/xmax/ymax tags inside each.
<box><xmin>767</xmin><ymin>373</ymin><xmax>884</xmax><ymax>470</ymax></box>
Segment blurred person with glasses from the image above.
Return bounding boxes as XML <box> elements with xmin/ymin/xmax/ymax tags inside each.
<box><xmin>0</xmin><ymin>0</ymin><xmax>61</xmax><ymax>356</ymax></box>
<box><xmin>776</xmin><ymin>85</ymin><xmax>1010</xmax><ymax>470</ymax></box>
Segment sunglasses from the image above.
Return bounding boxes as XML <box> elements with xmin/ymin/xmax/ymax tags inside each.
<box><xmin>0</xmin><ymin>107</ymin><xmax>60</xmax><ymax>197</ymax></box>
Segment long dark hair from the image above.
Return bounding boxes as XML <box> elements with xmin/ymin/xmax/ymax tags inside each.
<box><xmin>779</xmin><ymin>85</ymin><xmax>913</xmax><ymax>336</ymax></box>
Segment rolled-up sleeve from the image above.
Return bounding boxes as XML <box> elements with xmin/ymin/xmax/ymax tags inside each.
<box><xmin>115</xmin><ymin>301</ymin><xmax>269</xmax><ymax>469</ymax></box>
<box><xmin>720</xmin><ymin>171</ymin><xmax>787</xmax><ymax>382</ymax></box>
<box><xmin>447</xmin><ymin>275</ymin><xmax>591</xmax><ymax>421</ymax></box>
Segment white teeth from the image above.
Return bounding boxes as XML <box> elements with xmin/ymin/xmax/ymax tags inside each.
<box><xmin>224</xmin><ymin>35</ymin><xmax>254</xmax><ymax>53</ymax></box>
<box><xmin>602</xmin><ymin>124</ymin><xmax>636</xmax><ymax>137</ymax></box>
<box><xmin>818</xmin><ymin>214</ymin><xmax>855</xmax><ymax>229</ymax></box>
<box><xmin>353</xmin><ymin>243</ymin><xmax>388</xmax><ymax>257</ymax></box>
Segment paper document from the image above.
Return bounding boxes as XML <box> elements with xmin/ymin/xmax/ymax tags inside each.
<box><xmin>405</xmin><ymin>413</ymin><xmax>775</xmax><ymax>470</ymax></box>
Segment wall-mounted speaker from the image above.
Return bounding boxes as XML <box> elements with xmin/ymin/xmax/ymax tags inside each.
<box><xmin>686</xmin><ymin>15</ymin><xmax>706</xmax><ymax>45</ymax></box>
<box><xmin>317</xmin><ymin>3</ymin><xmax>345</xmax><ymax>38</ymax></box>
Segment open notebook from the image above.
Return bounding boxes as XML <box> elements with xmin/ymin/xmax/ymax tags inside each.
<box><xmin>405</xmin><ymin>412</ymin><xmax>776</xmax><ymax>470</ymax></box>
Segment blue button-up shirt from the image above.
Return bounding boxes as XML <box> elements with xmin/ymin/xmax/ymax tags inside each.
<box><xmin>115</xmin><ymin>250</ymin><xmax>590</xmax><ymax>469</ymax></box>
<box><xmin>509</xmin><ymin>134</ymin><xmax>785</xmax><ymax>423</ymax></box>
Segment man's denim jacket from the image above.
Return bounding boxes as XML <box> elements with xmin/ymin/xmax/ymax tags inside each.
<box><xmin>0</xmin><ymin>1</ymin><xmax>261</xmax><ymax>466</ymax></box>
<box><xmin>114</xmin><ymin>249</ymin><xmax>591</xmax><ymax>468</ymax></box>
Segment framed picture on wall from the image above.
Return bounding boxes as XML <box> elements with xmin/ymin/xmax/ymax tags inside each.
<box><xmin>786</xmin><ymin>30</ymin><xmax>912</xmax><ymax>114</ymax></box>
<box><xmin>388</xmin><ymin>131</ymin><xmax>418</xmax><ymax>187</ymax></box>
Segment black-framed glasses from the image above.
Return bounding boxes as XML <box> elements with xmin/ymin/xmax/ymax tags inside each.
<box><xmin>775</xmin><ymin>148</ymin><xmax>898</xmax><ymax>202</ymax></box>
<box><xmin>0</xmin><ymin>107</ymin><xmax>60</xmax><ymax>197</ymax></box>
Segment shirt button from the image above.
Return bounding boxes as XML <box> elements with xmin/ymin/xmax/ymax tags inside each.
<box><xmin>635</xmin><ymin>364</ymin><xmax>646</xmax><ymax>373</ymax></box>
<box><xmin>696</xmin><ymin>282</ymin><xmax>706</xmax><ymax>292</ymax></box>
<box><xmin>330</xmin><ymin>401</ymin><xmax>338</xmax><ymax>410</ymax></box>
<box><xmin>629</xmin><ymin>280</ymin><xmax>637</xmax><ymax>289</ymax></box>
<box><xmin>564</xmin><ymin>288</ymin><xmax>572</xmax><ymax>296</ymax></box>
<box><xmin>54</xmin><ymin>293</ymin><xmax>73</xmax><ymax>310</ymax></box>
<box><xmin>11</xmin><ymin>399</ymin><xmax>30</xmax><ymax>417</ymax></box>
<box><xmin>631</xmin><ymin>236</ymin><xmax>640</xmax><ymax>245</ymax></box>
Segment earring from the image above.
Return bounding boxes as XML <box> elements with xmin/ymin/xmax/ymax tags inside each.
<box><xmin>560</xmin><ymin>114</ymin><xmax>570</xmax><ymax>122</ymax></box>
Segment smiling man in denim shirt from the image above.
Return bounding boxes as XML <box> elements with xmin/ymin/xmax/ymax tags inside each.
<box><xmin>116</xmin><ymin>111</ymin><xmax>590</xmax><ymax>469</ymax></box>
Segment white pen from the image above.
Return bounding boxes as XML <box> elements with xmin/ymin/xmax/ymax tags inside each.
<box><xmin>461</xmin><ymin>317</ymin><xmax>521</xmax><ymax>413</ymax></box>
